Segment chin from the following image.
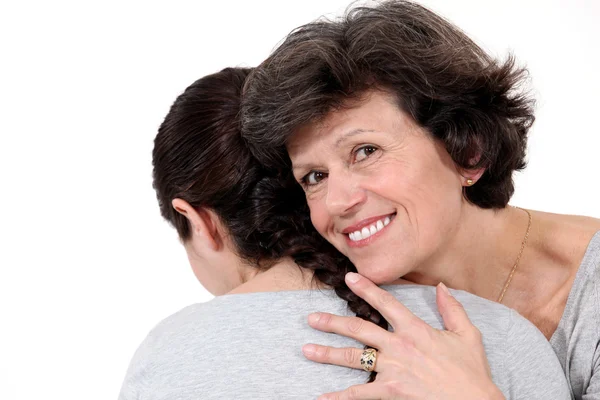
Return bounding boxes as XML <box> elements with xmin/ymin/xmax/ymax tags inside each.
<box><xmin>355</xmin><ymin>262</ymin><xmax>401</xmax><ymax>285</ymax></box>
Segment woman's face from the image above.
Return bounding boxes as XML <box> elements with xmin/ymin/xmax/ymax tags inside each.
<box><xmin>287</xmin><ymin>91</ymin><xmax>466</xmax><ymax>284</ymax></box>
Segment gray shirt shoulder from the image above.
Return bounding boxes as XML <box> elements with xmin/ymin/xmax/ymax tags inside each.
<box><xmin>119</xmin><ymin>286</ymin><xmax>570</xmax><ymax>399</ymax></box>
<box><xmin>550</xmin><ymin>230</ymin><xmax>600</xmax><ymax>400</ymax></box>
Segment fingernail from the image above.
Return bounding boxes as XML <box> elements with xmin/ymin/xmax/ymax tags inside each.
<box><xmin>438</xmin><ymin>282</ymin><xmax>451</xmax><ymax>296</ymax></box>
<box><xmin>308</xmin><ymin>313</ymin><xmax>321</xmax><ymax>324</ymax></box>
<box><xmin>302</xmin><ymin>344</ymin><xmax>316</xmax><ymax>356</ymax></box>
<box><xmin>346</xmin><ymin>272</ymin><xmax>360</xmax><ymax>284</ymax></box>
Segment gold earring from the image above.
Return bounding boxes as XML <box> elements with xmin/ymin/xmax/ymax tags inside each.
<box><xmin>466</xmin><ymin>179</ymin><xmax>474</xmax><ymax>186</ymax></box>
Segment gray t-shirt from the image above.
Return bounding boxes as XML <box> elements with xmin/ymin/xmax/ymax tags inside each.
<box><xmin>119</xmin><ymin>286</ymin><xmax>570</xmax><ymax>399</ymax></box>
<box><xmin>550</xmin><ymin>230</ymin><xmax>600</xmax><ymax>399</ymax></box>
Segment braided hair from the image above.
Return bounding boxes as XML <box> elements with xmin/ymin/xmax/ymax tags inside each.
<box><xmin>152</xmin><ymin>67</ymin><xmax>387</xmax><ymax>381</ymax></box>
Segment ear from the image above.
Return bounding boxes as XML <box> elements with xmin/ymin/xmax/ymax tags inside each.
<box><xmin>459</xmin><ymin>149</ymin><xmax>486</xmax><ymax>187</ymax></box>
<box><xmin>172</xmin><ymin>198</ymin><xmax>221</xmax><ymax>251</ymax></box>
<box><xmin>461</xmin><ymin>167</ymin><xmax>485</xmax><ymax>187</ymax></box>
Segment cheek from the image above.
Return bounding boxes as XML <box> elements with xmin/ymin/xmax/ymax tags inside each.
<box><xmin>307</xmin><ymin>197</ymin><xmax>329</xmax><ymax>236</ymax></box>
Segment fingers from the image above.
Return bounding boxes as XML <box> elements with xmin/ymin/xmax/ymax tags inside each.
<box><xmin>345</xmin><ymin>272</ymin><xmax>430</xmax><ymax>332</ymax></box>
<box><xmin>435</xmin><ymin>282</ymin><xmax>477</xmax><ymax>336</ymax></box>
<box><xmin>307</xmin><ymin>312</ymin><xmax>389</xmax><ymax>348</ymax></box>
<box><xmin>317</xmin><ymin>384</ymin><xmax>385</xmax><ymax>400</ymax></box>
<box><xmin>302</xmin><ymin>344</ymin><xmax>377</xmax><ymax>371</ymax></box>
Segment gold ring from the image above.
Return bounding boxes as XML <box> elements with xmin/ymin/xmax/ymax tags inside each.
<box><xmin>360</xmin><ymin>348</ymin><xmax>377</xmax><ymax>372</ymax></box>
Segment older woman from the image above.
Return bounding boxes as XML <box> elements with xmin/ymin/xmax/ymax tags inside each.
<box><xmin>241</xmin><ymin>1</ymin><xmax>599</xmax><ymax>399</ymax></box>
<box><xmin>118</xmin><ymin>67</ymin><xmax>570</xmax><ymax>399</ymax></box>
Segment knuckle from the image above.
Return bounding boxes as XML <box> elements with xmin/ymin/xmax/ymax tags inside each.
<box><xmin>347</xmin><ymin>385</ymin><xmax>361</xmax><ymax>399</ymax></box>
<box><xmin>454</xmin><ymin>303</ymin><xmax>467</xmax><ymax>314</ymax></box>
<box><xmin>384</xmin><ymin>380</ymin><xmax>404</xmax><ymax>395</ymax></box>
<box><xmin>408</xmin><ymin>315</ymin><xmax>426</xmax><ymax>333</ymax></box>
<box><xmin>388</xmin><ymin>334</ymin><xmax>404</xmax><ymax>349</ymax></box>
<box><xmin>388</xmin><ymin>334</ymin><xmax>416</xmax><ymax>353</ymax></box>
<box><xmin>319</xmin><ymin>312</ymin><xmax>333</xmax><ymax>326</ymax></box>
<box><xmin>348</xmin><ymin>317</ymin><xmax>364</xmax><ymax>333</ymax></box>
<box><xmin>343</xmin><ymin>347</ymin><xmax>358</xmax><ymax>365</ymax></box>
<box><xmin>378</xmin><ymin>291</ymin><xmax>395</xmax><ymax>307</ymax></box>
<box><xmin>448</xmin><ymin>299</ymin><xmax>466</xmax><ymax>313</ymax></box>
<box><xmin>468</xmin><ymin>326</ymin><xmax>483</xmax><ymax>342</ymax></box>
<box><xmin>317</xmin><ymin>345</ymin><xmax>331</xmax><ymax>360</ymax></box>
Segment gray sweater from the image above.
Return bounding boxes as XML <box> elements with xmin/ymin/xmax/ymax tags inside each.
<box><xmin>550</xmin><ymin>230</ymin><xmax>600</xmax><ymax>399</ymax></box>
<box><xmin>119</xmin><ymin>285</ymin><xmax>572</xmax><ymax>399</ymax></box>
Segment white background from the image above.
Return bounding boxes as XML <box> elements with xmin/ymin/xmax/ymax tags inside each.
<box><xmin>1</xmin><ymin>0</ymin><xmax>599</xmax><ymax>399</ymax></box>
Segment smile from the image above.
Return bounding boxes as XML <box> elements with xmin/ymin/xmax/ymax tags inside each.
<box><xmin>344</xmin><ymin>213</ymin><xmax>396</xmax><ymax>244</ymax></box>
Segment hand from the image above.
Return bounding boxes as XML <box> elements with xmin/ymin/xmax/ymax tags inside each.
<box><xmin>302</xmin><ymin>273</ymin><xmax>505</xmax><ymax>400</ymax></box>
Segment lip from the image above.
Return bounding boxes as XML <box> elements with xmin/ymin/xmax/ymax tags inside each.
<box><xmin>342</xmin><ymin>212</ymin><xmax>396</xmax><ymax>248</ymax></box>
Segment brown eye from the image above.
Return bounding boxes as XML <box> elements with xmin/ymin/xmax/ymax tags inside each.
<box><xmin>303</xmin><ymin>171</ymin><xmax>327</xmax><ymax>186</ymax></box>
<box><xmin>354</xmin><ymin>145</ymin><xmax>378</xmax><ymax>162</ymax></box>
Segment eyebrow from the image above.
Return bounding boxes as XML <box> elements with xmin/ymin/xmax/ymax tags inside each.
<box><xmin>334</xmin><ymin>128</ymin><xmax>376</xmax><ymax>148</ymax></box>
<box><xmin>291</xmin><ymin>128</ymin><xmax>376</xmax><ymax>173</ymax></box>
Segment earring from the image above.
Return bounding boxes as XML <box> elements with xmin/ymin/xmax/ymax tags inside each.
<box><xmin>466</xmin><ymin>179</ymin><xmax>474</xmax><ymax>186</ymax></box>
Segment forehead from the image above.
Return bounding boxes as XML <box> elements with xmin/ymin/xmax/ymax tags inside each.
<box><xmin>286</xmin><ymin>90</ymin><xmax>407</xmax><ymax>158</ymax></box>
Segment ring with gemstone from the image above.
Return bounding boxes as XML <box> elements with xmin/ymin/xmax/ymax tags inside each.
<box><xmin>360</xmin><ymin>347</ymin><xmax>378</xmax><ymax>372</ymax></box>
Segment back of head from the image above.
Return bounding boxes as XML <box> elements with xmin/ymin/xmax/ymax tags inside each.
<box><xmin>152</xmin><ymin>67</ymin><xmax>347</xmax><ymax>275</ymax></box>
<box><xmin>153</xmin><ymin>68</ymin><xmax>254</xmax><ymax>242</ymax></box>
<box><xmin>152</xmin><ymin>68</ymin><xmax>384</xmax><ymax>353</ymax></box>
<box><xmin>242</xmin><ymin>0</ymin><xmax>535</xmax><ymax>208</ymax></box>
<box><xmin>153</xmin><ymin>67</ymin><xmax>302</xmax><ymax>267</ymax></box>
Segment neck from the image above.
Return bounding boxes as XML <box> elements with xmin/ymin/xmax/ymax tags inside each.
<box><xmin>402</xmin><ymin>204</ymin><xmax>530</xmax><ymax>302</ymax></box>
<box><xmin>227</xmin><ymin>258</ymin><xmax>326</xmax><ymax>295</ymax></box>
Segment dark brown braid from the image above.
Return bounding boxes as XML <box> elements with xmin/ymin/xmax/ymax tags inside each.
<box><xmin>153</xmin><ymin>67</ymin><xmax>387</xmax><ymax>382</ymax></box>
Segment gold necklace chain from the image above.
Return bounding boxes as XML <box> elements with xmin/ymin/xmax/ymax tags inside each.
<box><xmin>497</xmin><ymin>207</ymin><xmax>532</xmax><ymax>303</ymax></box>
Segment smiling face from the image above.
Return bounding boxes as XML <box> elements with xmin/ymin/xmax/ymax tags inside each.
<box><xmin>287</xmin><ymin>91</ymin><xmax>468</xmax><ymax>284</ymax></box>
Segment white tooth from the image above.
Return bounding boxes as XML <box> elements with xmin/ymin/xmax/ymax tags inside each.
<box><xmin>376</xmin><ymin>220</ymin><xmax>384</xmax><ymax>231</ymax></box>
<box><xmin>369</xmin><ymin>225</ymin><xmax>377</xmax><ymax>235</ymax></box>
<box><xmin>349</xmin><ymin>232</ymin><xmax>355</xmax><ymax>241</ymax></box>
<box><xmin>384</xmin><ymin>216</ymin><xmax>390</xmax><ymax>226</ymax></box>
<box><xmin>353</xmin><ymin>230</ymin><xmax>362</xmax><ymax>240</ymax></box>
<box><xmin>361</xmin><ymin>227</ymin><xmax>370</xmax><ymax>238</ymax></box>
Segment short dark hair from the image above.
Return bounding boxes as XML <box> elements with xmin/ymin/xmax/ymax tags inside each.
<box><xmin>241</xmin><ymin>0</ymin><xmax>535</xmax><ymax>208</ymax></box>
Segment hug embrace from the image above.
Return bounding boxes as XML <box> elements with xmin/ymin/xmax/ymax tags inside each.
<box><xmin>119</xmin><ymin>1</ymin><xmax>599</xmax><ymax>399</ymax></box>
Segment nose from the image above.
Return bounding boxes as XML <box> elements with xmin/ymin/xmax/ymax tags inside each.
<box><xmin>325</xmin><ymin>170</ymin><xmax>366</xmax><ymax>216</ymax></box>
